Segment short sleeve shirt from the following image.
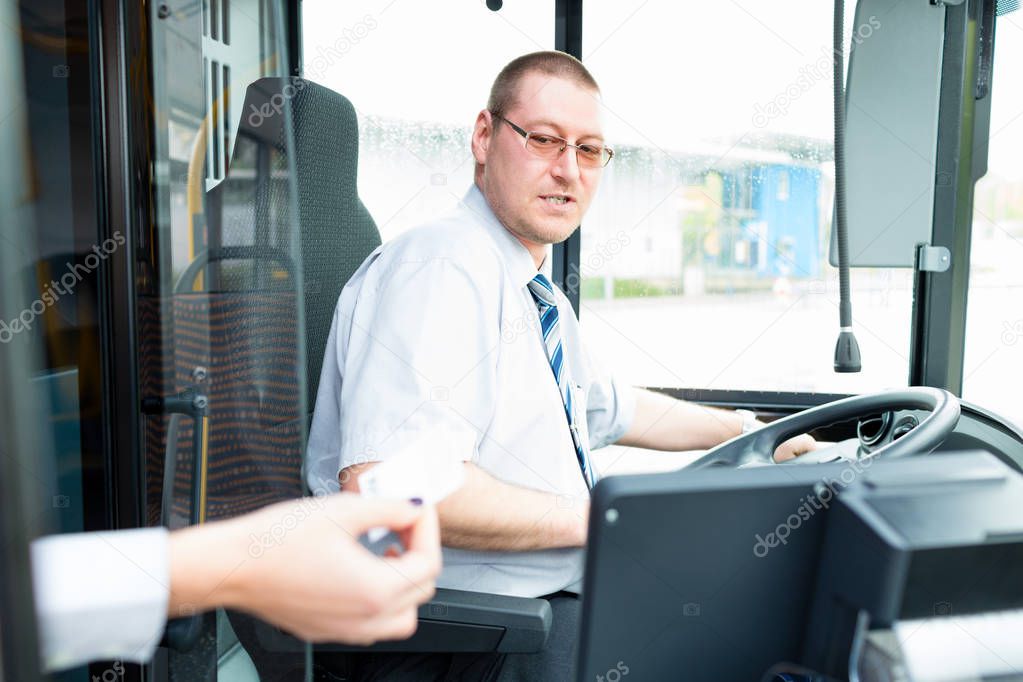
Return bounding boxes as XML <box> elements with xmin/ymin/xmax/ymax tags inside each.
<box><xmin>305</xmin><ymin>184</ymin><xmax>636</xmax><ymax>597</ymax></box>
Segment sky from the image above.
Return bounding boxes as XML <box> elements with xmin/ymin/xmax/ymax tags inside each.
<box><xmin>302</xmin><ymin>0</ymin><xmax>1023</xmax><ymax>180</ymax></box>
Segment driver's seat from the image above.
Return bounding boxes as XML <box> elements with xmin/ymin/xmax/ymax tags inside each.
<box><xmin>213</xmin><ymin>77</ymin><xmax>552</xmax><ymax>680</ymax></box>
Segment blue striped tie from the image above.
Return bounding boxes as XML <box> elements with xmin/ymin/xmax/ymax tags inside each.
<box><xmin>527</xmin><ymin>273</ymin><xmax>597</xmax><ymax>488</ymax></box>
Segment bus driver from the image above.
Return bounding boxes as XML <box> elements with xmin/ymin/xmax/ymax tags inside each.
<box><xmin>306</xmin><ymin>51</ymin><xmax>818</xmax><ymax>681</ymax></box>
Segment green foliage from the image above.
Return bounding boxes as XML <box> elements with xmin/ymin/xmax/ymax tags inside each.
<box><xmin>580</xmin><ymin>277</ymin><xmax>605</xmax><ymax>299</ymax></box>
<box><xmin>612</xmin><ymin>278</ymin><xmax>668</xmax><ymax>298</ymax></box>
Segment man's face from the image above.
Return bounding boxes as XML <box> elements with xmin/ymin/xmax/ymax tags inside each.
<box><xmin>472</xmin><ymin>72</ymin><xmax>605</xmax><ymax>253</ymax></box>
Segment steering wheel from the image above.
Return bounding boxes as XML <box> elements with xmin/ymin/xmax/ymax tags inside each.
<box><xmin>686</xmin><ymin>387</ymin><xmax>961</xmax><ymax>470</ymax></box>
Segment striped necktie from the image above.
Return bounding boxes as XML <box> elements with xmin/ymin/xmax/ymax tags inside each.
<box><xmin>526</xmin><ymin>273</ymin><xmax>597</xmax><ymax>488</ymax></box>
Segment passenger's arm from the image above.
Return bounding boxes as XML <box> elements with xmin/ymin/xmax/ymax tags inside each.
<box><xmin>616</xmin><ymin>388</ymin><xmax>816</xmax><ymax>461</ymax></box>
<box><xmin>168</xmin><ymin>494</ymin><xmax>440</xmax><ymax>644</ymax></box>
<box><xmin>342</xmin><ymin>462</ymin><xmax>588</xmax><ymax>551</ymax></box>
<box><xmin>32</xmin><ymin>494</ymin><xmax>439</xmax><ymax>673</ymax></box>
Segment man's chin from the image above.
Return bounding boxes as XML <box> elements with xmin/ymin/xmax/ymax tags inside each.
<box><xmin>511</xmin><ymin>217</ymin><xmax>580</xmax><ymax>249</ymax></box>
<box><xmin>534</xmin><ymin>220</ymin><xmax>580</xmax><ymax>245</ymax></box>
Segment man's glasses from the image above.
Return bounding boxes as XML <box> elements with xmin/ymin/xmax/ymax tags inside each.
<box><xmin>492</xmin><ymin>113</ymin><xmax>614</xmax><ymax>169</ymax></box>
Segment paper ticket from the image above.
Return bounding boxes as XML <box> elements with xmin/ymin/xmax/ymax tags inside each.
<box><xmin>357</xmin><ymin>431</ymin><xmax>469</xmax><ymax>548</ymax></box>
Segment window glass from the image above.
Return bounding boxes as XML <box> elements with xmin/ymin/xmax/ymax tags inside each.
<box><xmin>302</xmin><ymin>1</ymin><xmax>555</xmax><ymax>241</ymax></box>
<box><xmin>2</xmin><ymin>1</ymin><xmax>108</xmax><ymax>679</ymax></box>
<box><xmin>301</xmin><ymin>2</ymin><xmax>993</xmax><ymax>400</ymax></box>
<box><xmin>4</xmin><ymin>0</ymin><xmax>101</xmax><ymax>540</ymax></box>
<box><xmin>148</xmin><ymin>0</ymin><xmax>307</xmax><ymax>677</ymax></box>
<box><xmin>962</xmin><ymin>16</ymin><xmax>1023</xmax><ymax>428</ymax></box>
<box><xmin>0</xmin><ymin>0</ymin><xmax>50</xmax><ymax>677</ymax></box>
<box><xmin>581</xmin><ymin>0</ymin><xmax>913</xmax><ymax>394</ymax></box>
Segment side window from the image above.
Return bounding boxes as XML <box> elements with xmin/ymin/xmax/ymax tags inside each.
<box><xmin>302</xmin><ymin>2</ymin><xmax>555</xmax><ymax>241</ymax></box>
<box><xmin>580</xmin><ymin>1</ymin><xmax>913</xmax><ymax>394</ymax></box>
<box><xmin>962</xmin><ymin>19</ymin><xmax>1023</xmax><ymax>427</ymax></box>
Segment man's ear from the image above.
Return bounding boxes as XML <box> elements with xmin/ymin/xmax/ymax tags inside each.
<box><xmin>471</xmin><ymin>110</ymin><xmax>492</xmax><ymax>166</ymax></box>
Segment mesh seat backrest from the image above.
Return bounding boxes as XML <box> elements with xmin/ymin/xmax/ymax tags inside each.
<box><xmin>141</xmin><ymin>78</ymin><xmax>381</xmax><ymax>527</ymax></box>
<box><xmin>243</xmin><ymin>77</ymin><xmax>382</xmax><ymax>408</ymax></box>
<box><xmin>215</xmin><ymin>78</ymin><xmax>382</xmax><ymax>680</ymax></box>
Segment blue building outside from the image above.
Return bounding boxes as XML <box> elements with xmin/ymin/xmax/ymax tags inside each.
<box><xmin>720</xmin><ymin>163</ymin><xmax>821</xmax><ymax>280</ymax></box>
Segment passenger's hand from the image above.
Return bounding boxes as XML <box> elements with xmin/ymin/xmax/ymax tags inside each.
<box><xmin>772</xmin><ymin>433</ymin><xmax>819</xmax><ymax>462</ymax></box>
<box><xmin>170</xmin><ymin>493</ymin><xmax>440</xmax><ymax>645</ymax></box>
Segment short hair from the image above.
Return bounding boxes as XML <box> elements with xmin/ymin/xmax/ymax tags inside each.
<box><xmin>487</xmin><ymin>51</ymin><xmax>600</xmax><ymax>118</ymax></box>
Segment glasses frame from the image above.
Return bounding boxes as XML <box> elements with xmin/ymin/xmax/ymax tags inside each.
<box><xmin>491</xmin><ymin>113</ymin><xmax>614</xmax><ymax>168</ymax></box>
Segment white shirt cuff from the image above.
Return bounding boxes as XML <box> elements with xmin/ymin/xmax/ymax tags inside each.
<box><xmin>31</xmin><ymin>527</ymin><xmax>170</xmax><ymax>672</ymax></box>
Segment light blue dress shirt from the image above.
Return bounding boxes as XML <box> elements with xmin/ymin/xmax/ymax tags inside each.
<box><xmin>306</xmin><ymin>184</ymin><xmax>636</xmax><ymax>597</ymax></box>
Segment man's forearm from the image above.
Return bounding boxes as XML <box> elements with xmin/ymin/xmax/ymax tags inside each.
<box><xmin>616</xmin><ymin>388</ymin><xmax>742</xmax><ymax>451</ymax></box>
<box><xmin>438</xmin><ymin>464</ymin><xmax>587</xmax><ymax>550</ymax></box>
<box><xmin>341</xmin><ymin>462</ymin><xmax>587</xmax><ymax>551</ymax></box>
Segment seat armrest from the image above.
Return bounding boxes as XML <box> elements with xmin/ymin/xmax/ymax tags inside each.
<box><xmin>252</xmin><ymin>588</ymin><xmax>552</xmax><ymax>654</ymax></box>
<box><xmin>412</xmin><ymin>587</ymin><xmax>553</xmax><ymax>652</ymax></box>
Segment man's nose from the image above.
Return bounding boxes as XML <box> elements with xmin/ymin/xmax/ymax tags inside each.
<box><xmin>550</xmin><ymin>145</ymin><xmax>582</xmax><ymax>183</ymax></box>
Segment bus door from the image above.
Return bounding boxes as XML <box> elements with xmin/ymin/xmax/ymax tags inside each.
<box><xmin>145</xmin><ymin>0</ymin><xmax>311</xmax><ymax>679</ymax></box>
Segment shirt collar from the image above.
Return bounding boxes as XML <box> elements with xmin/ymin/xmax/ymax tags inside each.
<box><xmin>460</xmin><ymin>184</ymin><xmax>547</xmax><ymax>289</ymax></box>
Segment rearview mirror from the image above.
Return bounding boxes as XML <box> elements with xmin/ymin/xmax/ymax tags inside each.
<box><xmin>829</xmin><ymin>0</ymin><xmax>946</xmax><ymax>268</ymax></box>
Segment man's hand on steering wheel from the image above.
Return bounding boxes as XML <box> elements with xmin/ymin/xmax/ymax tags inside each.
<box><xmin>687</xmin><ymin>388</ymin><xmax>960</xmax><ymax>471</ymax></box>
<box><xmin>773</xmin><ymin>432</ymin><xmax>819</xmax><ymax>462</ymax></box>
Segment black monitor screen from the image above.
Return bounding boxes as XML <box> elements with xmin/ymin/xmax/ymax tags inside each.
<box><xmin>579</xmin><ymin>462</ymin><xmax>857</xmax><ymax>682</ymax></box>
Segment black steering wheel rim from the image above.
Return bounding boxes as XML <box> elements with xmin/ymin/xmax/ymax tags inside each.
<box><xmin>686</xmin><ymin>387</ymin><xmax>961</xmax><ymax>470</ymax></box>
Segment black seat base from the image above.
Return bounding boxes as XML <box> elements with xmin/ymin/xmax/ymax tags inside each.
<box><xmin>248</xmin><ymin>588</ymin><xmax>552</xmax><ymax>655</ymax></box>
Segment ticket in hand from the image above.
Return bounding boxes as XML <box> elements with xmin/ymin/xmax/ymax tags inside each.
<box><xmin>357</xmin><ymin>431</ymin><xmax>469</xmax><ymax>551</ymax></box>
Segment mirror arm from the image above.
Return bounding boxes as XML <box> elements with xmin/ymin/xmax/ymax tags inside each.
<box><xmin>833</xmin><ymin>0</ymin><xmax>862</xmax><ymax>373</ymax></box>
